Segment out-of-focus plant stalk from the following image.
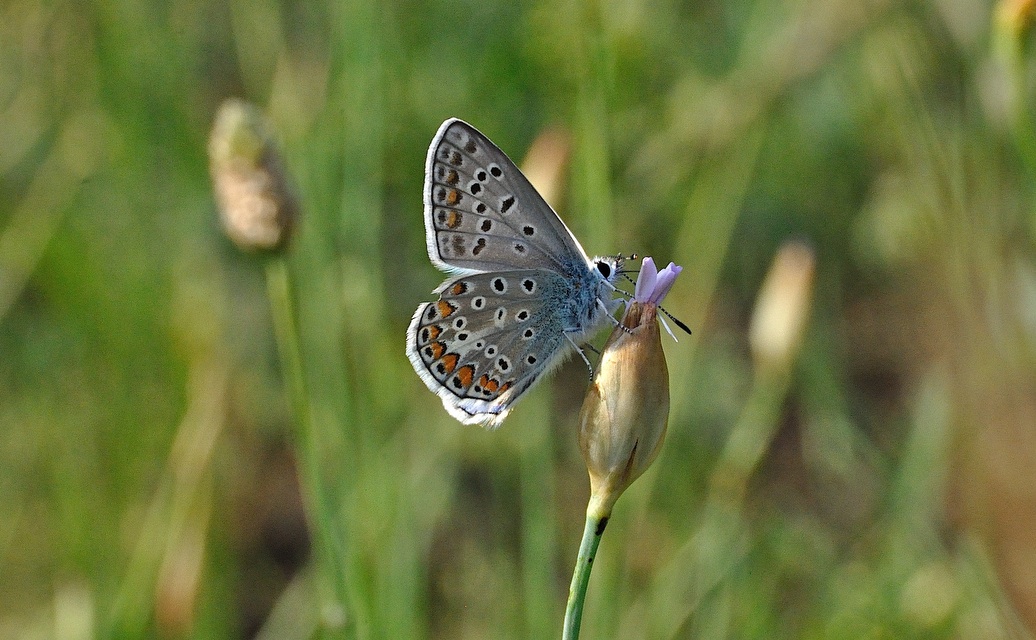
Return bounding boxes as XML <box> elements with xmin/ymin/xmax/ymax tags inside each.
<box><xmin>517</xmin><ymin>128</ymin><xmax>573</xmax><ymax>639</ymax></box>
<box><xmin>564</xmin><ymin>258</ymin><xmax>682</xmax><ymax>640</ymax></box>
<box><xmin>209</xmin><ymin>99</ymin><xmax>353</xmax><ymax>637</ymax></box>
<box><xmin>646</xmin><ymin>241</ymin><xmax>815</xmax><ymax>639</ymax></box>
<box><xmin>709</xmin><ymin>240</ymin><xmax>815</xmax><ymax>503</ymax></box>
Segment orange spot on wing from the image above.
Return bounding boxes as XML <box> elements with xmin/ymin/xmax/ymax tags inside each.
<box><xmin>450</xmin><ymin>281</ymin><xmax>468</xmax><ymax>296</ymax></box>
<box><xmin>426</xmin><ymin>341</ymin><xmax>445</xmax><ymax>360</ymax></box>
<box><xmin>426</xmin><ymin>325</ymin><xmax>441</xmax><ymax>340</ymax></box>
<box><xmin>498</xmin><ymin>382</ymin><xmax>511</xmax><ymax>394</ymax></box>
<box><xmin>440</xmin><ymin>353</ymin><xmax>459</xmax><ymax>374</ymax></box>
<box><xmin>445</xmin><ymin>189</ymin><xmax>461</xmax><ymax>206</ymax></box>
<box><xmin>478</xmin><ymin>374</ymin><xmax>500</xmax><ymax>393</ymax></box>
<box><xmin>445</xmin><ymin>210</ymin><xmax>462</xmax><ymax>229</ymax></box>
<box><xmin>437</xmin><ymin>300</ymin><xmax>457</xmax><ymax>318</ymax></box>
<box><xmin>455</xmin><ymin>365</ymin><xmax>475</xmax><ymax>388</ymax></box>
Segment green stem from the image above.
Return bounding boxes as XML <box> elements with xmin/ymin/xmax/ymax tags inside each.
<box><xmin>265</xmin><ymin>257</ymin><xmax>352</xmax><ymax>637</ymax></box>
<box><xmin>563</xmin><ymin>510</ymin><xmax>609</xmax><ymax>640</ymax></box>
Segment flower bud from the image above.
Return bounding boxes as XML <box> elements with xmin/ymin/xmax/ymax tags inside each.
<box><xmin>996</xmin><ymin>0</ymin><xmax>1036</xmax><ymax>46</ymax></box>
<box><xmin>748</xmin><ymin>240</ymin><xmax>815</xmax><ymax>374</ymax></box>
<box><xmin>578</xmin><ymin>258</ymin><xmax>681</xmax><ymax>517</ymax></box>
<box><xmin>208</xmin><ymin>99</ymin><xmax>298</xmax><ymax>253</ymax></box>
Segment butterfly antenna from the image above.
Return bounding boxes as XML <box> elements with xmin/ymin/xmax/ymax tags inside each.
<box><xmin>660</xmin><ymin>305</ymin><xmax>693</xmax><ymax>336</ymax></box>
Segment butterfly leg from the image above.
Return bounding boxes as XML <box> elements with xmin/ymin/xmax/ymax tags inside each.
<box><xmin>564</xmin><ymin>332</ymin><xmax>595</xmax><ymax>380</ymax></box>
<box><xmin>598</xmin><ymin>297</ymin><xmax>634</xmax><ymax>334</ymax></box>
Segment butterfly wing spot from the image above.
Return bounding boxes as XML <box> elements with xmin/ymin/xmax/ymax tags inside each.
<box><xmin>522</xmin><ymin>225</ymin><xmax>536</xmax><ymax>236</ymax></box>
<box><xmin>491</xmin><ymin>277</ymin><xmax>507</xmax><ymax>293</ymax></box>
<box><xmin>464</xmin><ymin>139</ymin><xmax>477</xmax><ymax>154</ymax></box>
<box><xmin>470</xmin><ymin>182</ymin><xmax>482</xmax><ymax>195</ymax></box>
<box><xmin>494</xmin><ymin>307</ymin><xmax>507</xmax><ymax>326</ymax></box>
<box><xmin>475</xmin><ymin>169</ymin><xmax>487</xmax><ymax>182</ymax></box>
<box><xmin>526</xmin><ymin>354</ymin><xmax>538</xmax><ymax>365</ymax></box>
<box><xmin>495</xmin><ymin>356</ymin><xmax>511</xmax><ymax>373</ymax></box>
<box><xmin>452</xmin><ymin>316</ymin><xmax>467</xmax><ymax>330</ymax></box>
<box><xmin>419</xmin><ymin>325</ymin><xmax>442</xmax><ymax>344</ymax></box>
<box><xmin>485</xmin><ymin>345</ymin><xmax>498</xmax><ymax>357</ymax></box>
<box><xmin>450</xmin><ymin>281</ymin><xmax>469</xmax><ymax>296</ymax></box>
<box><xmin>449</xmin><ymin>235</ymin><xmax>465</xmax><ymax>256</ymax></box>
<box><xmin>522</xmin><ymin>328</ymin><xmax>535</xmax><ymax>340</ymax></box>
<box><xmin>436</xmin><ymin>208</ymin><xmax>463</xmax><ymax>229</ymax></box>
<box><xmin>445</xmin><ymin>150</ymin><xmax>463</xmax><ymax>166</ymax></box>
<box><xmin>500</xmin><ymin>195</ymin><xmax>515</xmax><ymax>213</ymax></box>
<box><xmin>437</xmin><ymin>300</ymin><xmax>457</xmax><ymax>318</ymax></box>
<box><xmin>440</xmin><ymin>353</ymin><xmax>459</xmax><ymax>375</ymax></box>
<box><xmin>456</xmin><ymin>332</ymin><xmax>469</xmax><ymax>341</ymax></box>
<box><xmin>442</xmin><ymin>189</ymin><xmax>461</xmax><ymax>206</ymax></box>
<box><xmin>471</xmin><ymin>238</ymin><xmax>487</xmax><ymax>256</ymax></box>
<box><xmin>479</xmin><ymin>375</ymin><xmax>500</xmax><ymax>393</ymax></box>
<box><xmin>471</xmin><ymin>296</ymin><xmax>486</xmax><ymax>310</ymax></box>
<box><xmin>445</xmin><ymin>169</ymin><xmax>459</xmax><ymax>186</ymax></box>
<box><xmin>515</xmin><ymin>310</ymin><xmax>530</xmax><ymax>322</ymax></box>
<box><xmin>513</xmin><ymin>243</ymin><xmax>526</xmax><ymax>255</ymax></box>
<box><xmin>452</xmin><ymin>365</ymin><xmax>475</xmax><ymax>389</ymax></box>
<box><xmin>480</xmin><ymin>219</ymin><xmax>493</xmax><ymax>232</ymax></box>
<box><xmin>475</xmin><ymin>203</ymin><xmax>487</xmax><ymax>214</ymax></box>
<box><xmin>488</xmin><ymin>164</ymin><xmax>502</xmax><ymax>178</ymax></box>
<box><xmin>424</xmin><ymin>341</ymin><xmax>446</xmax><ymax>360</ymax></box>
<box><xmin>521</xmin><ymin>278</ymin><xmax>536</xmax><ymax>293</ymax></box>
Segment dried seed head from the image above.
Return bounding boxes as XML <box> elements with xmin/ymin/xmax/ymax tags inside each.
<box><xmin>208</xmin><ymin>99</ymin><xmax>298</xmax><ymax>253</ymax></box>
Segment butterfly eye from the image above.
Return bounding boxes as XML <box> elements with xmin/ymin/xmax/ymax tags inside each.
<box><xmin>596</xmin><ymin>261</ymin><xmax>612</xmax><ymax>279</ymax></box>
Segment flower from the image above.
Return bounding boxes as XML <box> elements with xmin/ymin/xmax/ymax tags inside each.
<box><xmin>634</xmin><ymin>257</ymin><xmax>682</xmax><ymax>305</ymax></box>
<box><xmin>578</xmin><ymin>257</ymin><xmax>682</xmax><ymax>517</ymax></box>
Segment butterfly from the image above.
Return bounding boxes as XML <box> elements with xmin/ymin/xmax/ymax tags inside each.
<box><xmin>406</xmin><ymin>119</ymin><xmax>623</xmax><ymax>429</ymax></box>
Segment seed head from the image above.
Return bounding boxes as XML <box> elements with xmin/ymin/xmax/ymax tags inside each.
<box><xmin>208</xmin><ymin>99</ymin><xmax>298</xmax><ymax>253</ymax></box>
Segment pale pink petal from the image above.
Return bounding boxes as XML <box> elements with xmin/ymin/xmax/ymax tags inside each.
<box><xmin>634</xmin><ymin>257</ymin><xmax>658</xmax><ymax>303</ymax></box>
<box><xmin>649</xmin><ymin>263</ymin><xmax>682</xmax><ymax>305</ymax></box>
<box><xmin>635</xmin><ymin>257</ymin><xmax>681</xmax><ymax>305</ymax></box>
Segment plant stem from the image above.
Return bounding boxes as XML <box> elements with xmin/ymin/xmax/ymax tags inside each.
<box><xmin>563</xmin><ymin>509</ymin><xmax>609</xmax><ymax>640</ymax></box>
<box><xmin>265</xmin><ymin>256</ymin><xmax>353</xmax><ymax>637</ymax></box>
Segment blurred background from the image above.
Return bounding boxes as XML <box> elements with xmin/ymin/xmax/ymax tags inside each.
<box><xmin>3</xmin><ymin>0</ymin><xmax>1036</xmax><ymax>637</ymax></box>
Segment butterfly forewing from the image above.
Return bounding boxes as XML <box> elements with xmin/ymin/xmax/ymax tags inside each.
<box><xmin>424</xmin><ymin>119</ymin><xmax>590</xmax><ymax>274</ymax></box>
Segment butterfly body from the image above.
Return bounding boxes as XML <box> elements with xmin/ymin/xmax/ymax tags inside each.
<box><xmin>407</xmin><ymin>119</ymin><xmax>621</xmax><ymax>428</ymax></box>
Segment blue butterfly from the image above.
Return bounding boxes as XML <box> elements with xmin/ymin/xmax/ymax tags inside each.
<box><xmin>407</xmin><ymin>119</ymin><xmax>622</xmax><ymax>428</ymax></box>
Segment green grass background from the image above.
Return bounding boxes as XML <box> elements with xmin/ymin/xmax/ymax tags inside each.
<box><xmin>3</xmin><ymin>0</ymin><xmax>1036</xmax><ymax>637</ymax></box>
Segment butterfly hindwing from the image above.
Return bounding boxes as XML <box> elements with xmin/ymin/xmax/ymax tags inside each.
<box><xmin>406</xmin><ymin>269</ymin><xmax>576</xmax><ymax>428</ymax></box>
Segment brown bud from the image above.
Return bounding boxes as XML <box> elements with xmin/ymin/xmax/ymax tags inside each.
<box><xmin>578</xmin><ymin>301</ymin><xmax>670</xmax><ymax>517</ymax></box>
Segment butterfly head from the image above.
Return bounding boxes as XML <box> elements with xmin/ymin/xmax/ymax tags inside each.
<box><xmin>591</xmin><ymin>255</ymin><xmax>623</xmax><ymax>286</ymax></box>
